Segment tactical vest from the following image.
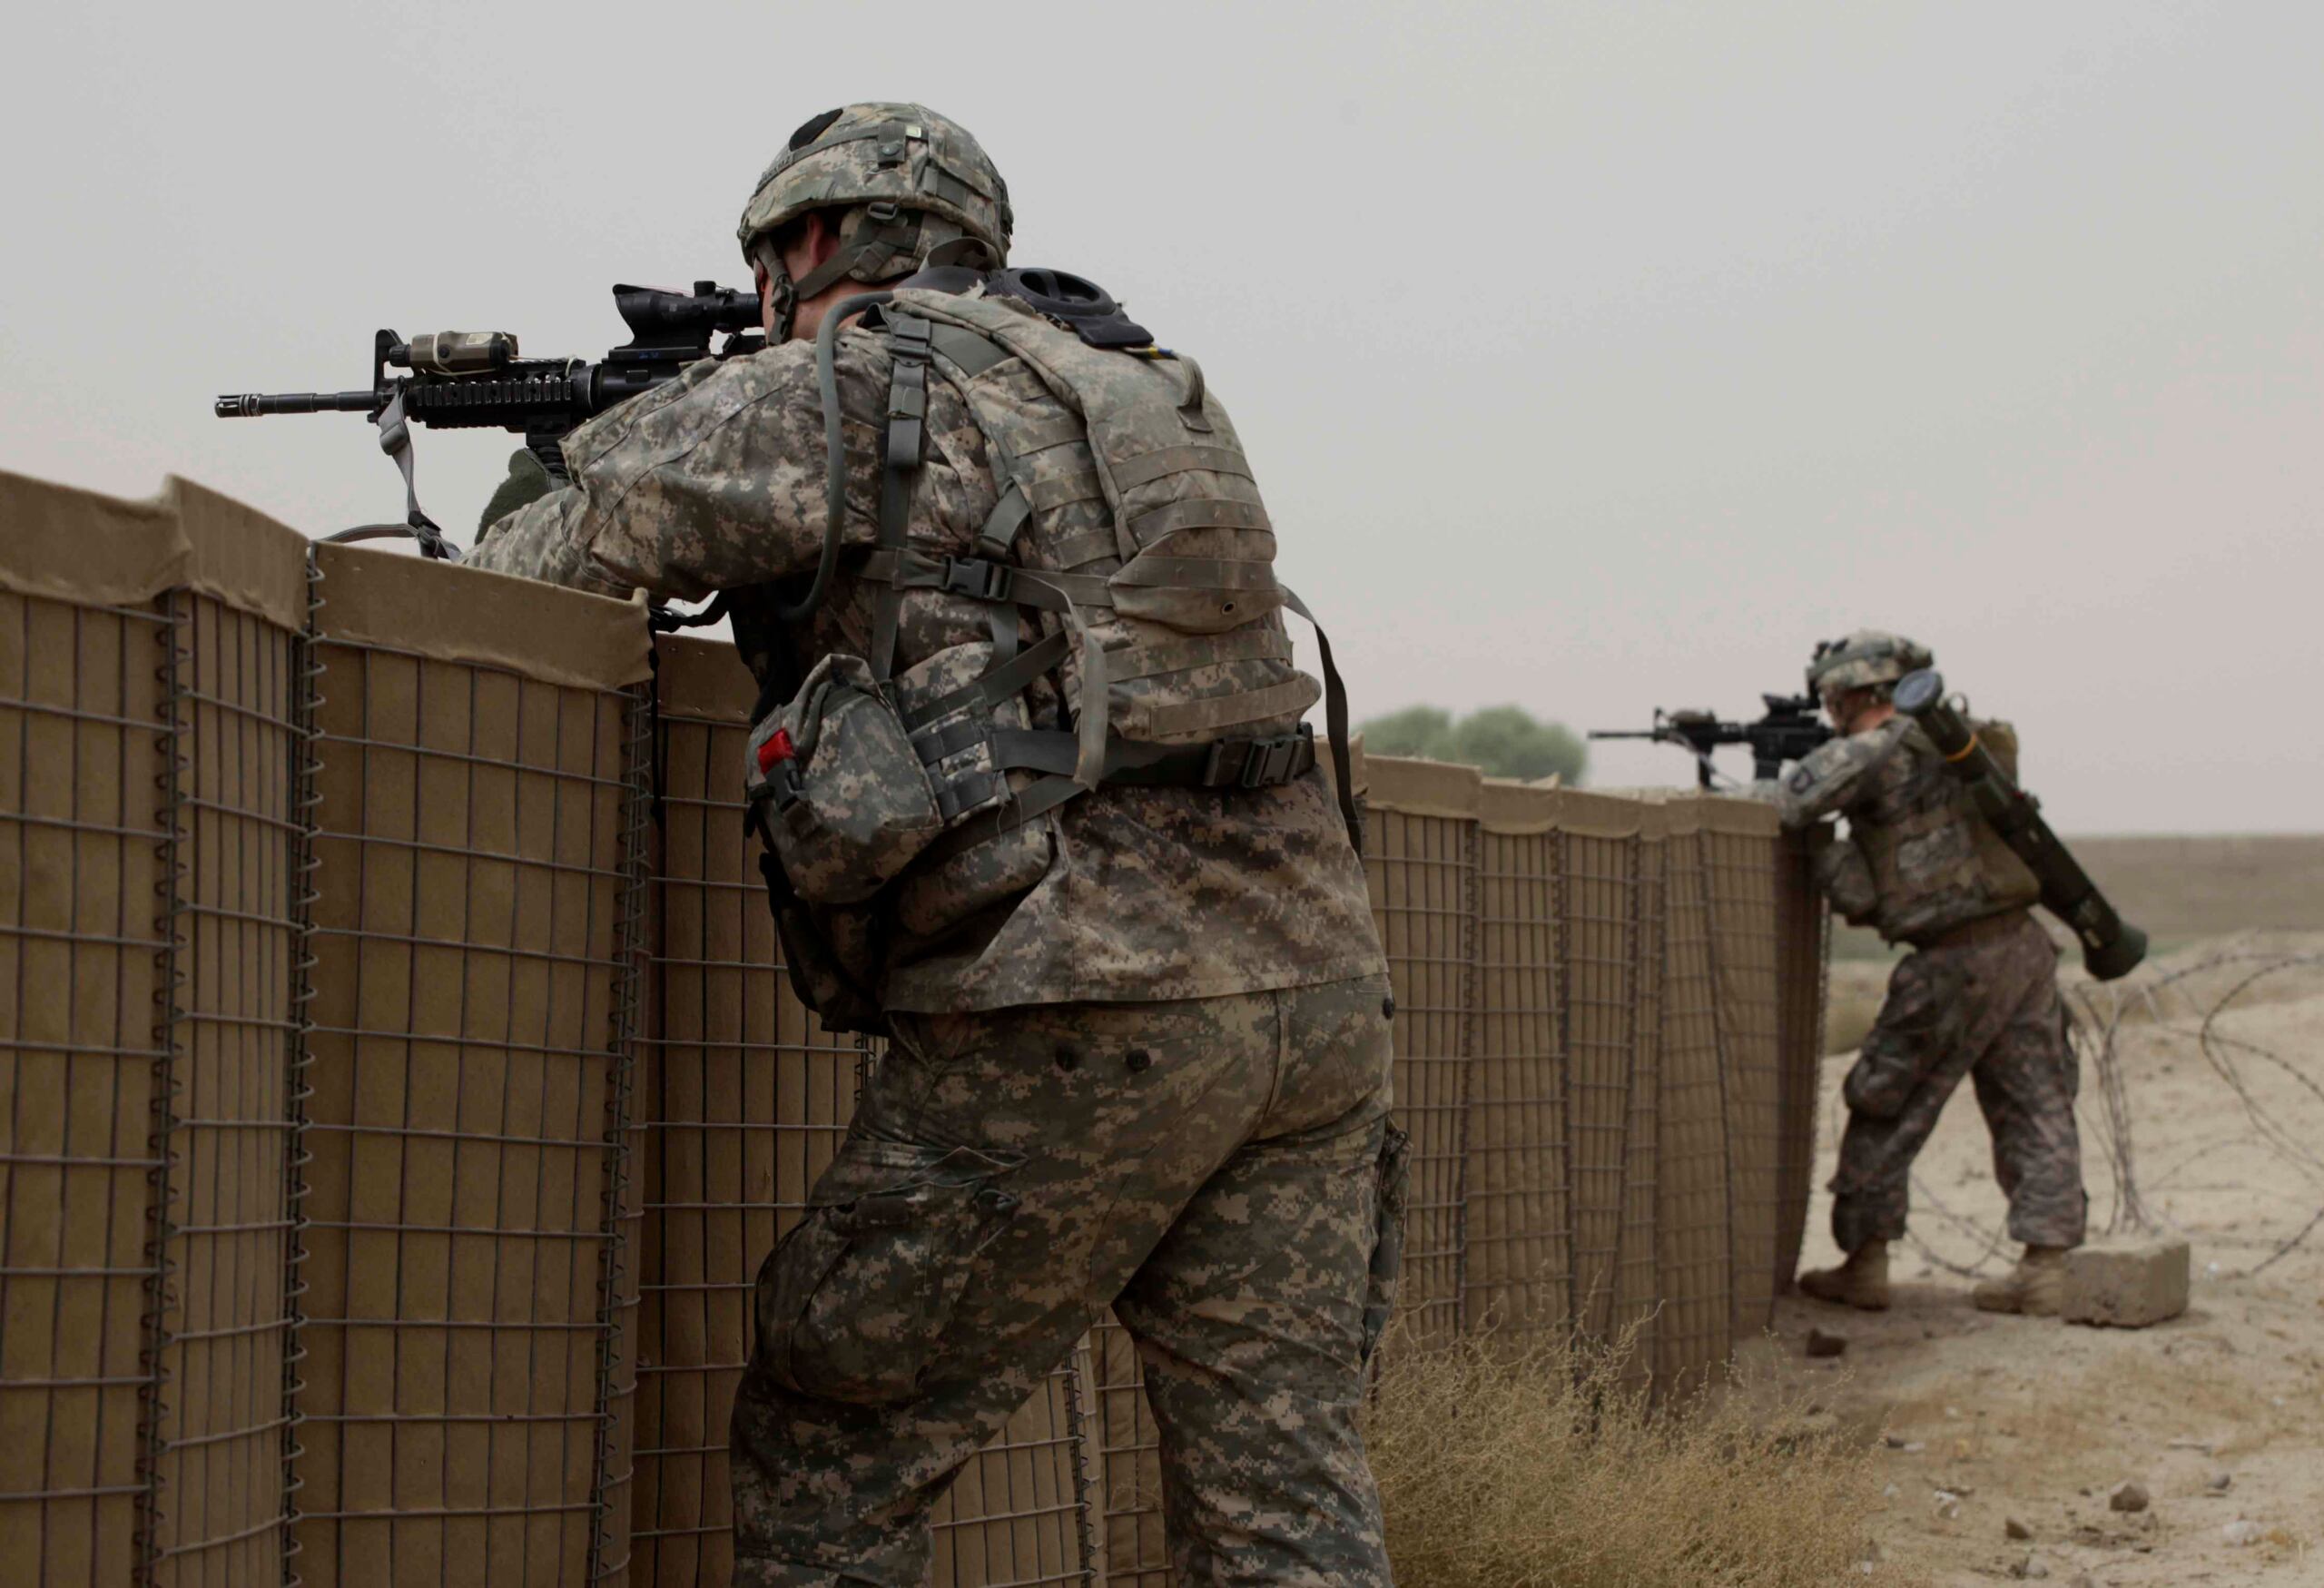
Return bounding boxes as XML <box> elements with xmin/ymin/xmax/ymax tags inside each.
<box><xmin>1854</xmin><ymin>720</ymin><xmax>2039</xmax><ymax>943</ymax></box>
<box><xmin>745</xmin><ymin>275</ymin><xmax>1354</xmax><ymax>921</ymax></box>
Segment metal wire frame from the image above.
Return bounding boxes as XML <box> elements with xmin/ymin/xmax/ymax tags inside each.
<box><xmin>0</xmin><ymin>592</ymin><xmax>173</xmax><ymax>1588</ymax></box>
<box><xmin>1702</xmin><ymin>827</ymin><xmax>1783</xmax><ymax>1334</ymax></box>
<box><xmin>927</xmin><ymin>1358</ymin><xmax>1095</xmax><ymax>1588</ymax></box>
<box><xmin>137</xmin><ymin>589</ymin><xmax>188</xmax><ymax>1585</ymax></box>
<box><xmin>141</xmin><ymin>587</ymin><xmax>310</xmax><ymax>1588</ymax></box>
<box><xmin>629</xmin><ymin>693</ymin><xmax>862</xmax><ymax>1585</ymax></box>
<box><xmin>1464</xmin><ymin>827</ymin><xmax>1571</xmax><ymax>1336</ymax></box>
<box><xmin>1614</xmin><ymin>830</ymin><xmax>1664</xmax><ymax>1378</ymax></box>
<box><xmin>1084</xmin><ymin>1316</ymin><xmax>1167</xmax><ymax>1588</ymax></box>
<box><xmin>294</xmin><ymin>617</ymin><xmax>638</xmax><ymax>1588</ymax></box>
<box><xmin>1768</xmin><ymin>827</ymin><xmax>1831</xmax><ymax>1297</ymax></box>
<box><xmin>1554</xmin><ymin>828</ymin><xmax>1639</xmax><ymax>1341</ymax></box>
<box><xmin>1654</xmin><ymin>826</ymin><xmax>1732</xmax><ymax>1380</ymax></box>
<box><xmin>587</xmin><ymin>685</ymin><xmax>654</xmax><ymax>1585</ymax></box>
<box><xmin>1366</xmin><ymin>808</ymin><xmax>1476</xmax><ymax>1347</ymax></box>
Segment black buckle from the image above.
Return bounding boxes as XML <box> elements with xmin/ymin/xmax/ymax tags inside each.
<box><xmin>940</xmin><ymin>556</ymin><xmax>1014</xmax><ymax>602</ymax></box>
<box><xmin>1239</xmin><ymin>726</ymin><xmax>1311</xmax><ymax>789</ymax></box>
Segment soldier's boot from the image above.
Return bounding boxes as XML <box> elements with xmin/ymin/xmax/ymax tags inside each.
<box><xmin>1797</xmin><ymin>1239</ymin><xmax>1890</xmax><ymax>1311</ymax></box>
<box><xmin>1971</xmin><ymin>1245</ymin><xmax>2068</xmax><ymax>1316</ymax></box>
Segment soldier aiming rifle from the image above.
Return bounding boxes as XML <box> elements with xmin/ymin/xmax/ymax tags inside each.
<box><xmin>215</xmin><ymin>281</ymin><xmax>766</xmax><ymax>559</ymax></box>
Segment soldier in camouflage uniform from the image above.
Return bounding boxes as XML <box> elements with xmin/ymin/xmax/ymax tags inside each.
<box><xmin>1753</xmin><ymin>631</ymin><xmax>2085</xmax><ymax>1317</ymax></box>
<box><xmin>468</xmin><ymin>104</ymin><xmax>1403</xmax><ymax>1586</ymax></box>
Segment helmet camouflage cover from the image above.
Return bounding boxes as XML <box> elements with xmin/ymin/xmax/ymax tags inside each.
<box><xmin>738</xmin><ymin>103</ymin><xmax>1012</xmax><ymax>331</ymax></box>
<box><xmin>1807</xmin><ymin>629</ymin><xmax>1934</xmax><ymax>696</ymax></box>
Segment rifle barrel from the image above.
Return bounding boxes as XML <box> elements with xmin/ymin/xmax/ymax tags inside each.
<box><xmin>215</xmin><ymin>390</ymin><xmax>380</xmax><ymax>418</ymax></box>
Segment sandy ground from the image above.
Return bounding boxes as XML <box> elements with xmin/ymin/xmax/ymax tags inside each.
<box><xmin>1742</xmin><ymin>934</ymin><xmax>2324</xmax><ymax>1586</ymax></box>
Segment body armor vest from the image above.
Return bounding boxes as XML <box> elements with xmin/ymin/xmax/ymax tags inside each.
<box><xmin>1854</xmin><ymin>720</ymin><xmax>2039</xmax><ymax>944</ymax></box>
<box><xmin>743</xmin><ymin>274</ymin><xmax>1354</xmax><ymax>964</ymax></box>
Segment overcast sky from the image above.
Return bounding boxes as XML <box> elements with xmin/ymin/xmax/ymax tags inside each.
<box><xmin>5</xmin><ymin>3</ymin><xmax>2317</xmax><ymax>832</ymax></box>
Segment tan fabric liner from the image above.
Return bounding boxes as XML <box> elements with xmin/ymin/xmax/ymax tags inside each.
<box><xmin>1365</xmin><ymin>754</ymin><xmax>1482</xmax><ymax>817</ymax></box>
<box><xmin>654</xmin><ymin>633</ymin><xmax>758</xmax><ymax>724</ymax></box>
<box><xmin>169</xmin><ymin>475</ymin><xmax>310</xmax><ymax>629</ymax></box>
<box><xmin>312</xmin><ymin>540</ymin><xmax>653</xmax><ymax>688</ymax></box>
<box><xmin>0</xmin><ymin>468</ymin><xmax>187</xmax><ymax>606</ymax></box>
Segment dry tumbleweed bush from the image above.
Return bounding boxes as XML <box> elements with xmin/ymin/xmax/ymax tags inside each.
<box><xmin>1368</xmin><ymin>1330</ymin><xmax>1889</xmax><ymax>1587</ymax></box>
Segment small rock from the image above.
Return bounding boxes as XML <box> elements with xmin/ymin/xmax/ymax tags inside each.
<box><xmin>1883</xmin><ymin>1483</ymin><xmax>1900</xmax><ymax>1499</ymax></box>
<box><xmin>2207</xmin><ymin>1470</ymin><xmax>2232</xmax><ymax>1493</ymax></box>
<box><xmin>1901</xmin><ymin>1441</ymin><xmax>1925</xmax><ymax>1454</ymax></box>
<box><xmin>2021</xmin><ymin>1557</ymin><xmax>2051</xmax><ymax>1581</ymax></box>
<box><xmin>1944</xmin><ymin>1405</ymin><xmax>1961</xmax><ymax>1419</ymax></box>
<box><xmin>1883</xmin><ymin>1434</ymin><xmax>1907</xmax><ymax>1449</ymax></box>
<box><xmin>1806</xmin><ymin>1327</ymin><xmax>1847</xmax><ymax>1358</ymax></box>
<box><xmin>1932</xmin><ymin>1490</ymin><xmax>1962</xmax><ymax>1522</ymax></box>
<box><xmin>2004</xmin><ymin>1516</ymin><xmax>2034</xmax><ymax>1541</ymax></box>
<box><xmin>2223</xmin><ymin>1518</ymin><xmax>2261</xmax><ymax>1546</ymax></box>
<box><xmin>2108</xmin><ymin>1479</ymin><xmax>2149</xmax><ymax>1514</ymax></box>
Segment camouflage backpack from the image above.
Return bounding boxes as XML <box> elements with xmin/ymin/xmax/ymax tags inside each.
<box><xmin>745</xmin><ymin>269</ymin><xmax>1355</xmax><ymax>907</ymax></box>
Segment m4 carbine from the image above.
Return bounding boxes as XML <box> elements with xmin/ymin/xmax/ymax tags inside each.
<box><xmin>215</xmin><ymin>281</ymin><xmax>764</xmax><ymax>558</ymax></box>
<box><xmin>1590</xmin><ymin>694</ymin><xmax>1834</xmax><ymax>790</ymax></box>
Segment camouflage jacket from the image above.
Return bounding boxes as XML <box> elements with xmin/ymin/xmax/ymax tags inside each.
<box><xmin>1752</xmin><ymin>716</ymin><xmax>2038</xmax><ymax>944</ymax></box>
<box><xmin>468</xmin><ymin>302</ymin><xmax>1384</xmax><ymax>1012</ymax></box>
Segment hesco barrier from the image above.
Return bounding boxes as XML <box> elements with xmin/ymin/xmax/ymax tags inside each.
<box><xmin>0</xmin><ymin>475</ymin><xmax>1827</xmax><ymax>1586</ymax></box>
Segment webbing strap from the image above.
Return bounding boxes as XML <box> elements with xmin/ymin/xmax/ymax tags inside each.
<box><xmin>974</xmin><ymin>479</ymin><xmax>1031</xmax><ymax>560</ymax></box>
<box><xmin>871</xmin><ymin>313</ymin><xmax>933</xmax><ymax>681</ymax></box>
<box><xmin>1110</xmin><ymin>554</ymin><xmax>1281</xmax><ymax>592</ymax></box>
<box><xmin>373</xmin><ymin>386</ymin><xmax>458</xmax><ymax>561</ymax></box>
<box><xmin>1129</xmin><ymin>497</ymin><xmax>1271</xmax><ymax>539</ymax></box>
<box><xmin>928</xmin><ymin>323</ymin><xmax>1012</xmax><ymax>379</ymax></box>
<box><xmin>859</xmin><ymin>548</ymin><xmax>1116</xmax><ymax>611</ymax></box>
<box><xmin>902</xmin><ymin>630</ymin><xmax>1071</xmax><ymax>732</ymax></box>
<box><xmin>1283</xmin><ymin>587</ymin><xmax>1361</xmax><ymax>852</ymax></box>
<box><xmin>1109</xmin><ymin>445</ymin><xmax>1253</xmax><ymax>491</ymax></box>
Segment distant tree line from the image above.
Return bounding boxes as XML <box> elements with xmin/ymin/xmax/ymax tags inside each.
<box><xmin>1357</xmin><ymin>704</ymin><xmax>1588</xmax><ymax>784</ymax></box>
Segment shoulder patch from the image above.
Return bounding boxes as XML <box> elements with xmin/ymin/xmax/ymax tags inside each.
<box><xmin>1788</xmin><ymin>765</ymin><xmax>1817</xmax><ymax>794</ymax></box>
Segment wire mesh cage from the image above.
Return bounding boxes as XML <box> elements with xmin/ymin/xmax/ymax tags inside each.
<box><xmin>292</xmin><ymin>543</ymin><xmax>650</xmax><ymax>1588</ymax></box>
<box><xmin>0</xmin><ymin>476</ymin><xmax>312</xmax><ymax>1587</ymax></box>
<box><xmin>1654</xmin><ymin>802</ymin><xmax>1733</xmax><ymax>1379</ymax></box>
<box><xmin>0</xmin><ymin>476</ymin><xmax>1835</xmax><ymax>1588</ymax></box>
<box><xmin>1363</xmin><ymin>759</ymin><xmax>1480</xmax><ymax>1349</ymax></box>
<box><xmin>1702</xmin><ymin>806</ymin><xmax>1786</xmax><ymax>1333</ymax></box>
<box><xmin>1466</xmin><ymin>784</ymin><xmax>1571</xmax><ymax>1335</ymax></box>
<box><xmin>633</xmin><ymin>636</ymin><xmax>1095</xmax><ymax>1588</ymax></box>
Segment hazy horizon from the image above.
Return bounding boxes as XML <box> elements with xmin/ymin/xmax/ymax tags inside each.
<box><xmin>5</xmin><ymin>2</ymin><xmax>2318</xmax><ymax>833</ymax></box>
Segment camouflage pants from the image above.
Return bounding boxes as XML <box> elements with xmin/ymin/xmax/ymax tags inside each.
<box><xmin>731</xmin><ymin>972</ymin><xmax>1404</xmax><ymax>1587</ymax></box>
<box><xmin>1830</xmin><ymin>912</ymin><xmax>2086</xmax><ymax>1254</ymax></box>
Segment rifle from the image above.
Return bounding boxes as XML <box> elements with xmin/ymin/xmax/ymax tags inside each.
<box><xmin>1589</xmin><ymin>694</ymin><xmax>1834</xmax><ymax>790</ymax></box>
<box><xmin>215</xmin><ymin>281</ymin><xmax>765</xmax><ymax>559</ymax></box>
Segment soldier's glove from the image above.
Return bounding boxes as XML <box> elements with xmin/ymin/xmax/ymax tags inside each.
<box><xmin>476</xmin><ymin>448</ymin><xmax>558</xmax><ymax>540</ymax></box>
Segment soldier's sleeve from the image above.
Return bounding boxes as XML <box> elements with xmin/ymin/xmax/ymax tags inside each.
<box><xmin>463</xmin><ymin>334</ymin><xmax>881</xmax><ymax>601</ymax></box>
<box><xmin>1750</xmin><ymin>718</ymin><xmax>1911</xmax><ymax>829</ymax></box>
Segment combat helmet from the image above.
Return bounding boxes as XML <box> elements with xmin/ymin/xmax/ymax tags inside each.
<box><xmin>1807</xmin><ymin>629</ymin><xmax>1933</xmax><ymax>698</ymax></box>
<box><xmin>738</xmin><ymin>103</ymin><xmax>1012</xmax><ymax>338</ymax></box>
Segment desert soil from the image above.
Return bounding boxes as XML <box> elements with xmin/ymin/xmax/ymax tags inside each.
<box><xmin>1744</xmin><ymin>932</ymin><xmax>2324</xmax><ymax>1586</ymax></box>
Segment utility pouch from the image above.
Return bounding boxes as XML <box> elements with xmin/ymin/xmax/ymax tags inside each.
<box><xmin>746</xmin><ymin>652</ymin><xmax>946</xmax><ymax>906</ymax></box>
<box><xmin>751</xmin><ymin>844</ymin><xmax>890</xmax><ymax>1037</ymax></box>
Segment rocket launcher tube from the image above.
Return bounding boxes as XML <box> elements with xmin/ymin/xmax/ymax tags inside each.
<box><xmin>1893</xmin><ymin>668</ymin><xmax>2147</xmax><ymax>981</ymax></box>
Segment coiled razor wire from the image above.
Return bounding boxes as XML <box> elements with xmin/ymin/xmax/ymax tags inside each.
<box><xmin>1902</xmin><ymin>949</ymin><xmax>2324</xmax><ymax>1281</ymax></box>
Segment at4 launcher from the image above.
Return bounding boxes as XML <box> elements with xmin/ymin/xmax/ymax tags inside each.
<box><xmin>215</xmin><ymin>281</ymin><xmax>765</xmax><ymax>558</ymax></box>
<box><xmin>1590</xmin><ymin>693</ymin><xmax>1835</xmax><ymax>790</ymax></box>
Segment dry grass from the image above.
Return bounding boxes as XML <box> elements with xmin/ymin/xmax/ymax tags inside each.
<box><xmin>1368</xmin><ymin>1329</ymin><xmax>1893</xmax><ymax>1587</ymax></box>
